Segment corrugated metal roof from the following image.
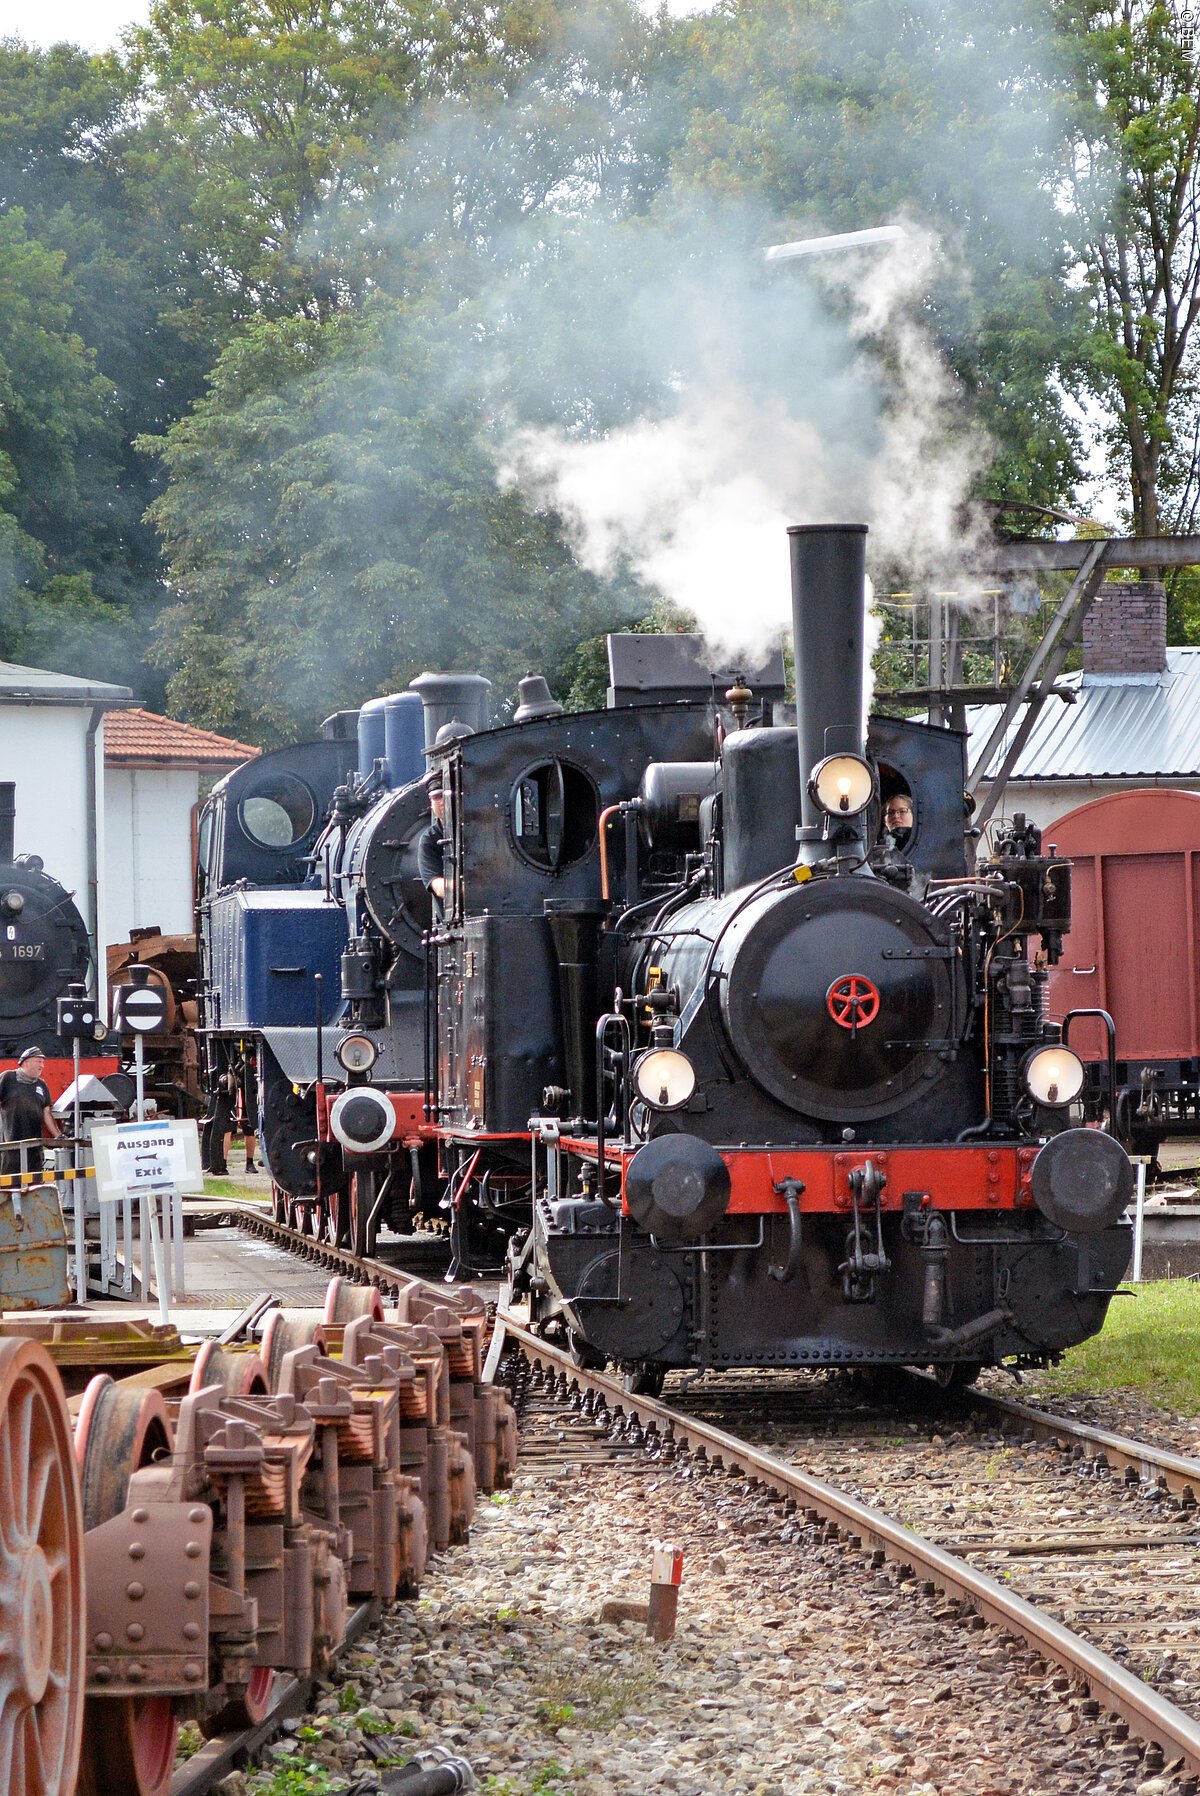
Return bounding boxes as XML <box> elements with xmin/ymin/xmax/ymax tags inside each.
<box><xmin>965</xmin><ymin>648</ymin><xmax>1200</xmax><ymax>781</ymax></box>
<box><xmin>0</xmin><ymin>660</ymin><xmax>132</xmax><ymax>705</ymax></box>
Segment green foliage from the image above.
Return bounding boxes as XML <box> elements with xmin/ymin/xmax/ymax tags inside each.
<box><xmin>9</xmin><ymin>0</ymin><xmax>1200</xmax><ymax>722</ymax></box>
<box><xmin>143</xmin><ymin>300</ymin><xmax>644</xmax><ymax>742</ymax></box>
<box><xmin>248</xmin><ymin>1760</ymin><xmax>337</xmax><ymax>1796</ymax></box>
<box><xmin>1050</xmin><ymin>0</ymin><xmax>1200</xmax><ymax>535</ymax></box>
<box><xmin>1019</xmin><ymin>1279</ymin><xmax>1200</xmax><ymax>1415</ymax></box>
<box><xmin>668</xmin><ymin>0</ymin><xmax>1088</xmax><ymax>515</ymax></box>
<box><xmin>483</xmin><ymin>1764</ymin><xmax>576</xmax><ymax>1796</ymax></box>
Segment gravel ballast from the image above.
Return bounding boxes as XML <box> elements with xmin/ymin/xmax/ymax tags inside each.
<box><xmin>234</xmin><ymin>1394</ymin><xmax>1198</xmax><ymax>1796</ymax></box>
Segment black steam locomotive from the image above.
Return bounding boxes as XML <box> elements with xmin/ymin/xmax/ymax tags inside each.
<box><xmin>198</xmin><ymin>523</ymin><xmax>1133</xmax><ymax>1387</ymax></box>
<box><xmin>0</xmin><ymin>781</ymin><xmax>116</xmax><ymax>1096</ymax></box>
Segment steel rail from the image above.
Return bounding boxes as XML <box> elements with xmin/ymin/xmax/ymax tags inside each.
<box><xmin>169</xmin><ymin>1602</ymin><xmax>375</xmax><ymax>1796</ymax></box>
<box><xmin>217</xmin><ymin>1204</ymin><xmax>1200</xmax><ymax>1507</ymax></box>
<box><xmin>204</xmin><ymin>1200</ymin><xmax>440</xmax><ymax>1298</ymax></box>
<box><xmin>966</xmin><ymin>1385</ymin><xmax>1200</xmax><ymax>1503</ymax></box>
<box><xmin>499</xmin><ymin>1315</ymin><xmax>1200</xmax><ymax>1773</ymax></box>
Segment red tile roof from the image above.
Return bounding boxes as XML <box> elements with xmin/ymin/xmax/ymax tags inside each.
<box><xmin>104</xmin><ymin>708</ymin><xmax>259</xmax><ymax>768</ymax></box>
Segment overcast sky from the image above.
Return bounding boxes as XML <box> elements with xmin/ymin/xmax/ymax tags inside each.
<box><xmin>7</xmin><ymin>2</ymin><xmax>150</xmax><ymax>50</ymax></box>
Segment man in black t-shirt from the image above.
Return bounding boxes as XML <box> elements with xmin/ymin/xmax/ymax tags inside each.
<box><xmin>0</xmin><ymin>1046</ymin><xmax>61</xmax><ymax>1174</ymax></box>
<box><xmin>417</xmin><ymin>776</ymin><xmax>447</xmax><ymax>918</ymax></box>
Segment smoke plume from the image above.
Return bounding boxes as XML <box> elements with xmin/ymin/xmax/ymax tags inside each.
<box><xmin>495</xmin><ymin>219</ymin><xmax>994</xmax><ymax>666</ymax></box>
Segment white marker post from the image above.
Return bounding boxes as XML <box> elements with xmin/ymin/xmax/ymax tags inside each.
<box><xmin>56</xmin><ymin>981</ymin><xmax>98</xmax><ymax>1305</ymax></box>
<box><xmin>1130</xmin><ymin>1156</ymin><xmax>1150</xmax><ymax>1283</ymax></box>
<box><xmin>116</xmin><ymin>973</ymin><xmax>181</xmax><ymax>1304</ymax></box>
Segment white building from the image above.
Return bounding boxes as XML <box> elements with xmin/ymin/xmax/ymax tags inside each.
<box><xmin>0</xmin><ymin>660</ymin><xmax>134</xmax><ymax>996</ymax></box>
<box><xmin>102</xmin><ymin>708</ymin><xmax>257</xmax><ymax>947</ymax></box>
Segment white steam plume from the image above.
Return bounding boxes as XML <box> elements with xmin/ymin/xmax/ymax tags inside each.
<box><xmin>498</xmin><ymin>223</ymin><xmax>994</xmax><ymax>670</ymax></box>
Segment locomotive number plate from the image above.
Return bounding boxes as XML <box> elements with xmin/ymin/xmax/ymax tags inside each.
<box><xmin>0</xmin><ymin>941</ymin><xmax>44</xmax><ymax>960</ymax></box>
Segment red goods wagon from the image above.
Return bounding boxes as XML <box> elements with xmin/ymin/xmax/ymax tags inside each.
<box><xmin>1045</xmin><ymin>788</ymin><xmax>1200</xmax><ymax>1150</ymax></box>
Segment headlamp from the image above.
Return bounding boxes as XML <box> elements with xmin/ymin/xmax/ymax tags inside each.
<box><xmin>1023</xmin><ymin>1044</ymin><xmax>1085</xmax><ymax>1108</ymax></box>
<box><xmin>329</xmin><ymin>1085</ymin><xmax>395</xmax><ymax>1153</ymax></box>
<box><xmin>335</xmin><ymin>1032</ymin><xmax>379</xmax><ymax>1076</ymax></box>
<box><xmin>808</xmin><ymin>753</ymin><xmax>876</xmax><ymax>818</ymax></box>
<box><xmin>633</xmin><ymin>1048</ymin><xmax>696</xmax><ymax>1113</ymax></box>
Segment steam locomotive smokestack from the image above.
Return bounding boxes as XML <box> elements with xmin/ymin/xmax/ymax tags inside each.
<box><xmin>787</xmin><ymin>524</ymin><xmax>868</xmax><ymax>831</ymax></box>
<box><xmin>0</xmin><ymin>784</ymin><xmax>13</xmax><ymax>865</ymax></box>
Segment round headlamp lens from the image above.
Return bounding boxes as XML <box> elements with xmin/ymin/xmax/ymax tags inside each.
<box><xmin>808</xmin><ymin>753</ymin><xmax>876</xmax><ymax>817</ymax></box>
<box><xmin>633</xmin><ymin>1048</ymin><xmax>696</xmax><ymax>1112</ymax></box>
<box><xmin>1023</xmin><ymin>1045</ymin><xmax>1085</xmax><ymax>1108</ymax></box>
<box><xmin>336</xmin><ymin>1032</ymin><xmax>378</xmax><ymax>1075</ymax></box>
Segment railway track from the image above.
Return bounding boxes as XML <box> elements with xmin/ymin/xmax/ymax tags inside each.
<box><xmin>18</xmin><ymin>1194</ymin><xmax>1200</xmax><ymax>1794</ymax></box>
<box><xmin>496</xmin><ymin>1315</ymin><xmax>1200</xmax><ymax>1781</ymax></box>
<box><xmin>196</xmin><ymin>1201</ymin><xmax>465</xmax><ymax>1298</ymax></box>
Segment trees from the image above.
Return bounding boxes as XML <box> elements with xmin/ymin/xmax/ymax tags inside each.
<box><xmin>667</xmin><ymin>0</ymin><xmax>1088</xmax><ymax>517</ymax></box>
<box><xmin>0</xmin><ymin>204</ymin><xmax>140</xmax><ymax>675</ymax></box>
<box><xmin>145</xmin><ymin>302</ymin><xmax>644</xmax><ymax>740</ymax></box>
<box><xmin>0</xmin><ymin>39</ymin><xmax>211</xmax><ymax>682</ymax></box>
<box><xmin>1052</xmin><ymin>1</ymin><xmax>1200</xmax><ymax>539</ymax></box>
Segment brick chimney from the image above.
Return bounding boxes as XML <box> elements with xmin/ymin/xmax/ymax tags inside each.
<box><xmin>1081</xmin><ymin>578</ymin><xmax>1168</xmax><ymax>677</ymax></box>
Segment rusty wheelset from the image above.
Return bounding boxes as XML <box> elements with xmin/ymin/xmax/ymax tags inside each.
<box><xmin>0</xmin><ymin>1273</ymin><xmax>516</xmax><ymax>1796</ymax></box>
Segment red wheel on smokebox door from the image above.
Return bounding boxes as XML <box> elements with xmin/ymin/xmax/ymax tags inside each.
<box><xmin>826</xmin><ymin>974</ymin><xmax>881</xmax><ymax>1031</ymax></box>
<box><xmin>0</xmin><ymin>1338</ymin><xmax>86</xmax><ymax>1796</ymax></box>
<box><xmin>74</xmin><ymin>1378</ymin><xmax>178</xmax><ymax>1796</ymax></box>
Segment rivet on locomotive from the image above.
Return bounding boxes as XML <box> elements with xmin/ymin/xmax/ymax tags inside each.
<box><xmin>198</xmin><ymin>523</ymin><xmax>1134</xmax><ymax>1389</ymax></box>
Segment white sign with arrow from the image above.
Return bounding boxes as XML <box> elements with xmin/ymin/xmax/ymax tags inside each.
<box><xmin>92</xmin><ymin>1119</ymin><xmax>203</xmax><ymax>1199</ymax></box>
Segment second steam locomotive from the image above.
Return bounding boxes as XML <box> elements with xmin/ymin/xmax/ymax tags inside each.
<box><xmin>198</xmin><ymin>523</ymin><xmax>1133</xmax><ymax>1387</ymax></box>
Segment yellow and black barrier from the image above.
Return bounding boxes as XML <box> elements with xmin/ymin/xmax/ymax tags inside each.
<box><xmin>0</xmin><ymin>1166</ymin><xmax>95</xmax><ymax>1188</ymax></box>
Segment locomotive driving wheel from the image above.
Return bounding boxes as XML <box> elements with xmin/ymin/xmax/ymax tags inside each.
<box><xmin>327</xmin><ymin>1181</ymin><xmax>351</xmax><ymax>1251</ymax></box>
<box><xmin>74</xmin><ymin>1378</ymin><xmax>177</xmax><ymax>1796</ymax></box>
<box><xmin>349</xmin><ymin>1169</ymin><xmax>377</xmax><ymax>1259</ymax></box>
<box><xmin>0</xmin><ymin>1339</ymin><xmax>86</xmax><ymax>1796</ymax></box>
<box><xmin>932</xmin><ymin>1362</ymin><xmax>983</xmax><ymax>1393</ymax></box>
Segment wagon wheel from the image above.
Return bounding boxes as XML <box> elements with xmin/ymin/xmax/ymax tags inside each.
<box><xmin>74</xmin><ymin>1378</ymin><xmax>177</xmax><ymax>1796</ymax></box>
<box><xmin>292</xmin><ymin>1191</ymin><xmax>315</xmax><ymax>1238</ymax></box>
<box><xmin>189</xmin><ymin>1342</ymin><xmax>269</xmax><ymax>1399</ymax></box>
<box><xmin>349</xmin><ymin>1169</ymin><xmax>377</xmax><ymax>1259</ymax></box>
<box><xmin>260</xmin><ymin>1309</ymin><xmax>327</xmax><ymax>1394</ymax></box>
<box><xmin>932</xmin><ymin>1361</ymin><xmax>983</xmax><ymax>1394</ymax></box>
<box><xmin>202</xmin><ymin>1661</ymin><xmax>276</xmax><ymax>1737</ymax></box>
<box><xmin>0</xmin><ymin>1339</ymin><xmax>86</xmax><ymax>1796</ymax></box>
<box><xmin>327</xmin><ymin>1181</ymin><xmax>351</xmax><ymax>1251</ymax></box>
<box><xmin>323</xmin><ymin>1277</ymin><xmax>384</xmax><ymax>1327</ymax></box>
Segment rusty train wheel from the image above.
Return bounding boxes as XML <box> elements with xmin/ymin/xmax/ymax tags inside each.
<box><xmin>260</xmin><ymin>1309</ymin><xmax>326</xmax><ymax>1394</ymax></box>
<box><xmin>75</xmin><ymin>1378</ymin><xmax>178</xmax><ymax>1796</ymax></box>
<box><xmin>0</xmin><ymin>1338</ymin><xmax>85</xmax><ymax>1796</ymax></box>
<box><xmin>203</xmin><ymin>1660</ymin><xmax>275</xmax><ymax>1736</ymax></box>
<box><xmin>189</xmin><ymin>1341</ymin><xmax>269</xmax><ymax>1399</ymax></box>
<box><xmin>323</xmin><ymin>1277</ymin><xmax>384</xmax><ymax>1327</ymax></box>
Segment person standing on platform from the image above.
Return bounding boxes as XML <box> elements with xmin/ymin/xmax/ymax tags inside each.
<box><xmin>0</xmin><ymin>1047</ymin><xmax>61</xmax><ymax>1175</ymax></box>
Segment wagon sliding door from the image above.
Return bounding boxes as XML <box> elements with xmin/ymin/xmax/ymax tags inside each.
<box><xmin>1046</xmin><ymin>790</ymin><xmax>1200</xmax><ymax>1067</ymax></box>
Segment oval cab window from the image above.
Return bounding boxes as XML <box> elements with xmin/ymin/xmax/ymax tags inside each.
<box><xmin>239</xmin><ymin>774</ymin><xmax>316</xmax><ymax>849</ymax></box>
<box><xmin>509</xmin><ymin>759</ymin><xmax>599</xmax><ymax>872</ymax></box>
